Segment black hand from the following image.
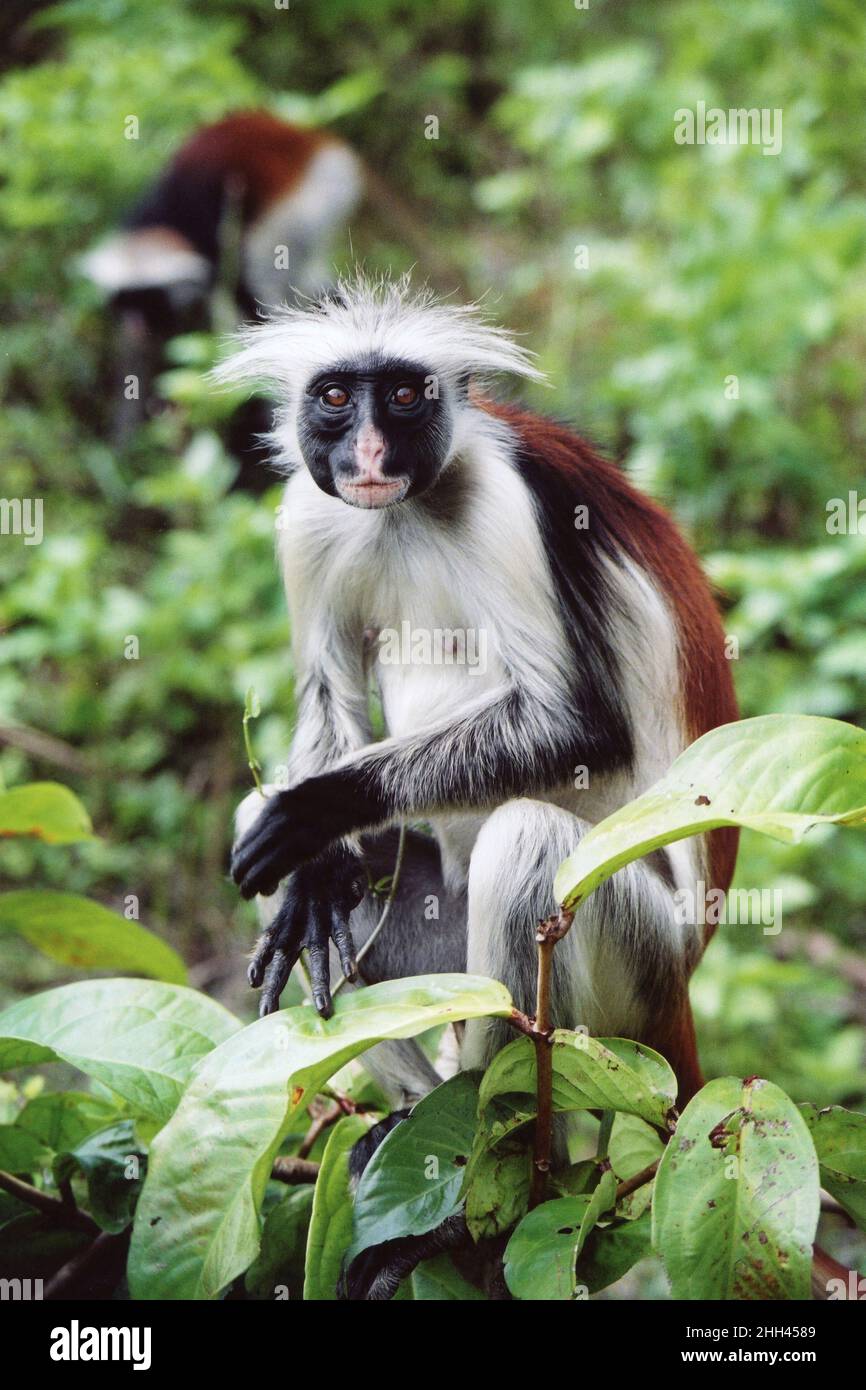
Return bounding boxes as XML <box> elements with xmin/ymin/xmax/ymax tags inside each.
<box><xmin>247</xmin><ymin>847</ymin><xmax>366</xmax><ymax>1017</ymax></box>
<box><xmin>231</xmin><ymin>773</ymin><xmax>381</xmax><ymax>901</ymax></box>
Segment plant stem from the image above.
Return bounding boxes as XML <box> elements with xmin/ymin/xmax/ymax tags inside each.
<box><xmin>596</xmin><ymin>1109</ymin><xmax>614</xmax><ymax>1162</ymax></box>
<box><xmin>615</xmin><ymin>1159</ymin><xmax>660</xmax><ymax>1202</ymax></box>
<box><xmin>271</xmin><ymin>1156</ymin><xmax>321</xmax><ymax>1185</ymax></box>
<box><xmin>528</xmin><ymin>908</ymin><xmax>574</xmax><ymax>1209</ymax></box>
<box><xmin>297</xmin><ymin>1102</ymin><xmax>342</xmax><ymax>1158</ymax></box>
<box><xmin>332</xmin><ymin>822</ymin><xmax>407</xmax><ymax>997</ymax></box>
<box><xmin>529</xmin><ymin>937</ymin><xmax>555</xmax><ymax>1208</ymax></box>
<box><xmin>0</xmin><ymin>1169</ymin><xmax>97</xmax><ymax>1234</ymax></box>
<box><xmin>242</xmin><ymin>711</ymin><xmax>264</xmax><ymax>796</ymax></box>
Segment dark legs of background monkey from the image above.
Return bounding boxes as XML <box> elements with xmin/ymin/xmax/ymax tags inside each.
<box><xmin>108</xmin><ymin>290</ymin><xmax>278</xmax><ymax>493</ymax></box>
<box><xmin>339</xmin><ymin>805</ymin><xmax>685</xmax><ymax>1300</ymax></box>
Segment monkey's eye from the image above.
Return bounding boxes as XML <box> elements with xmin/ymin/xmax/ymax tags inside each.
<box><xmin>391</xmin><ymin>383</ymin><xmax>419</xmax><ymax>408</ymax></box>
<box><xmin>320</xmin><ymin>385</ymin><xmax>350</xmax><ymax>409</ymax></box>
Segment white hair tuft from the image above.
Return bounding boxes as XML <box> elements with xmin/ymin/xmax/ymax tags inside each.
<box><xmin>211</xmin><ymin>272</ymin><xmax>545</xmax><ymax>396</ymax></box>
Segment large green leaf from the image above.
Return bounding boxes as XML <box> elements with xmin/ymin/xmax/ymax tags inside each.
<box><xmin>504</xmin><ymin>1196</ymin><xmax>592</xmax><ymax>1300</ymax></box>
<box><xmin>555</xmin><ymin>715</ymin><xmax>866</xmax><ymax>909</ymax></box>
<box><xmin>652</xmin><ymin>1077</ymin><xmax>819</xmax><ymax>1300</ymax></box>
<box><xmin>127</xmin><ymin>974</ymin><xmax>512</xmax><ymax>1300</ymax></box>
<box><xmin>0</xmin><ymin>979</ymin><xmax>240</xmax><ymax>1124</ymax></box>
<box><xmin>0</xmin><ymin>782</ymin><xmax>94</xmax><ymax>845</ymax></box>
<box><xmin>465</xmin><ymin>1135</ymin><xmax>531</xmax><ymax>1241</ymax></box>
<box><xmin>16</xmin><ymin>1091</ymin><xmax>122</xmax><ymax>1153</ymax></box>
<box><xmin>304</xmin><ymin>1113</ymin><xmax>372</xmax><ymax>1301</ymax></box>
<box><xmin>0</xmin><ymin>890</ymin><xmax>186</xmax><ymax>983</ymax></box>
<box><xmin>349</xmin><ymin>1071</ymin><xmax>480</xmax><ymax>1262</ymax></box>
<box><xmin>800</xmin><ymin>1104</ymin><xmax>866</xmax><ymax>1229</ymax></box>
<box><xmin>477</xmin><ymin>1032</ymin><xmax>677</xmax><ymax>1134</ymax></box>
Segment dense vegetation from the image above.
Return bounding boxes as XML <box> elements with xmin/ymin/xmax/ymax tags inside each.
<box><xmin>0</xmin><ymin>0</ymin><xmax>865</xmax><ymax>1298</ymax></box>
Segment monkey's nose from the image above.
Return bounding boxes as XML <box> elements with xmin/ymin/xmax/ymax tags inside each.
<box><xmin>353</xmin><ymin>422</ymin><xmax>386</xmax><ymax>473</ymax></box>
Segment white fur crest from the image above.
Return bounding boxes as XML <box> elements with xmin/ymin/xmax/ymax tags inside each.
<box><xmin>211</xmin><ymin>273</ymin><xmax>545</xmax><ymax>397</ymax></box>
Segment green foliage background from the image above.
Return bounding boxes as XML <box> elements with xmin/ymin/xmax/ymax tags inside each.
<box><xmin>0</xmin><ymin>0</ymin><xmax>864</xmax><ymax>1128</ymax></box>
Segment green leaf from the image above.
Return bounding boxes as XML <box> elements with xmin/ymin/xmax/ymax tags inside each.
<box><xmin>504</xmin><ymin>1196</ymin><xmax>592</xmax><ymax>1300</ymax></box>
<box><xmin>555</xmin><ymin>715</ymin><xmax>866</xmax><ymax>909</ymax></box>
<box><xmin>411</xmin><ymin>1253</ymin><xmax>487</xmax><ymax>1300</ymax></box>
<box><xmin>0</xmin><ymin>1124</ymin><xmax>48</xmax><ymax>1173</ymax></box>
<box><xmin>465</xmin><ymin>1136</ymin><xmax>531</xmax><ymax>1241</ymax></box>
<box><xmin>0</xmin><ymin>1213</ymin><xmax>89</xmax><ymax>1282</ymax></box>
<box><xmin>608</xmin><ymin>1113</ymin><xmax>664</xmax><ymax>1219</ymax></box>
<box><xmin>578</xmin><ymin>1168</ymin><xmax>618</xmax><ymax>1249</ymax></box>
<box><xmin>127</xmin><ymin>974</ymin><xmax>512</xmax><ymax>1300</ymax></box>
<box><xmin>304</xmin><ymin>1113</ymin><xmax>372</xmax><ymax>1301</ymax></box>
<box><xmin>0</xmin><ymin>782</ymin><xmax>94</xmax><ymax>845</ymax></box>
<box><xmin>16</xmin><ymin>1091</ymin><xmax>122</xmax><ymax>1153</ymax></box>
<box><xmin>800</xmin><ymin>1104</ymin><xmax>866</xmax><ymax>1229</ymax></box>
<box><xmin>245</xmin><ymin>1185</ymin><xmax>315</xmax><ymax>1301</ymax></box>
<box><xmin>576</xmin><ymin>1209</ymin><xmax>653</xmax><ymax>1294</ymax></box>
<box><xmin>477</xmin><ymin>1032</ymin><xmax>677</xmax><ymax>1133</ymax></box>
<box><xmin>652</xmin><ymin>1076</ymin><xmax>820</xmax><ymax>1299</ymax></box>
<box><xmin>0</xmin><ymin>890</ymin><xmax>186</xmax><ymax>983</ymax></box>
<box><xmin>0</xmin><ymin>979</ymin><xmax>240</xmax><ymax>1124</ymax></box>
<box><xmin>349</xmin><ymin>1071</ymin><xmax>480</xmax><ymax>1262</ymax></box>
<box><xmin>53</xmin><ymin>1120</ymin><xmax>145</xmax><ymax>1232</ymax></box>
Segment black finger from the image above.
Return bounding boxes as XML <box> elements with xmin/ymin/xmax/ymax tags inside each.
<box><xmin>259</xmin><ymin>947</ymin><xmax>291</xmax><ymax>1016</ymax></box>
<box><xmin>307</xmin><ymin>899</ymin><xmax>333</xmax><ymax>1018</ymax></box>
<box><xmin>331</xmin><ymin>906</ymin><xmax>357</xmax><ymax>982</ymax></box>
<box><xmin>248</xmin><ymin>883</ymin><xmax>305</xmax><ymax>990</ymax></box>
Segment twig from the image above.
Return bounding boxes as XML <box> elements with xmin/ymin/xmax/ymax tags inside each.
<box><xmin>332</xmin><ymin>823</ymin><xmax>407</xmax><ymax>997</ymax></box>
<box><xmin>615</xmin><ymin>1160</ymin><xmax>660</xmax><ymax>1202</ymax></box>
<box><xmin>271</xmin><ymin>1156</ymin><xmax>320</xmax><ymax>1185</ymax></box>
<box><xmin>528</xmin><ymin>907</ymin><xmax>574</xmax><ymax>1208</ymax></box>
<box><xmin>297</xmin><ymin>1102</ymin><xmax>342</xmax><ymax>1159</ymax></box>
<box><xmin>0</xmin><ymin>1170</ymin><xmax>97</xmax><ymax>1235</ymax></box>
<box><xmin>0</xmin><ymin>724</ymin><xmax>91</xmax><ymax>774</ymax></box>
<box><xmin>507</xmin><ymin>1008</ymin><xmax>536</xmax><ymax>1037</ymax></box>
<box><xmin>242</xmin><ymin>688</ymin><xmax>264</xmax><ymax>796</ymax></box>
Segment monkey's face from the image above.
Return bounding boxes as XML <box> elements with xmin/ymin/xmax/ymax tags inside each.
<box><xmin>296</xmin><ymin>360</ymin><xmax>453</xmax><ymax>508</ymax></box>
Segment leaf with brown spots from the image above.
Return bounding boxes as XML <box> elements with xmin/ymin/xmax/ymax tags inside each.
<box><xmin>653</xmin><ymin>1076</ymin><xmax>819</xmax><ymax>1299</ymax></box>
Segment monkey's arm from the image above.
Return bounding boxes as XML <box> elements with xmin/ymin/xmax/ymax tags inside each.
<box><xmin>239</xmin><ymin>616</ymin><xmax>374</xmax><ymax>1016</ymax></box>
<box><xmin>232</xmin><ymin>678</ymin><xmax>626</xmax><ymax>901</ymax></box>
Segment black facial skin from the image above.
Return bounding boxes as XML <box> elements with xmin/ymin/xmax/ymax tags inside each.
<box><xmin>296</xmin><ymin>357</ymin><xmax>453</xmax><ymax>505</ymax></box>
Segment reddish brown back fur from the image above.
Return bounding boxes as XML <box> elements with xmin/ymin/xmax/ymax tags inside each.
<box><xmin>170</xmin><ymin>112</ymin><xmax>336</xmax><ymax>222</ymax></box>
<box><xmin>484</xmin><ymin>399</ymin><xmax>738</xmax><ymax>890</ymax></box>
<box><xmin>482</xmin><ymin>402</ymin><xmax>739</xmax><ymax>1103</ymax></box>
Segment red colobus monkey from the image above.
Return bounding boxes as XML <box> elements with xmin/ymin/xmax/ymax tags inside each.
<box><xmin>222</xmin><ymin>277</ymin><xmax>739</xmax><ymax>1290</ymax></box>
<box><xmin>81</xmin><ymin>112</ymin><xmax>362</xmax><ymax>441</ymax></box>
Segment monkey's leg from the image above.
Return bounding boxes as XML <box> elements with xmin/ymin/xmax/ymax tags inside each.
<box><xmin>460</xmin><ymin>798</ymin><xmax>700</xmax><ymax>1101</ymax></box>
<box><xmin>338</xmin><ymin>827</ymin><xmax>467</xmax><ymax>1107</ymax></box>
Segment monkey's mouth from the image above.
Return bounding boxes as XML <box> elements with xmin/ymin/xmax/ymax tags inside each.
<box><xmin>336</xmin><ymin>477</ymin><xmax>409</xmax><ymax>509</ymax></box>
